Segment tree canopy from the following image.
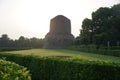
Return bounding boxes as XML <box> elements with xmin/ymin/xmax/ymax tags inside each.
<box><xmin>77</xmin><ymin>4</ymin><xmax>120</xmax><ymax>47</ymax></box>
<box><xmin>0</xmin><ymin>34</ymin><xmax>44</xmax><ymax>49</ymax></box>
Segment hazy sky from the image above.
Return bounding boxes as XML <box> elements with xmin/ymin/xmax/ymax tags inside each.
<box><xmin>0</xmin><ymin>0</ymin><xmax>119</xmax><ymax>39</ymax></box>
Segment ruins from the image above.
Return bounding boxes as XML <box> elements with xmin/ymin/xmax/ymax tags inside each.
<box><xmin>44</xmin><ymin>15</ymin><xmax>74</xmax><ymax>48</ymax></box>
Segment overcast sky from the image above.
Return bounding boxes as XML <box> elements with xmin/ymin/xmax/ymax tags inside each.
<box><xmin>0</xmin><ymin>0</ymin><xmax>119</xmax><ymax>39</ymax></box>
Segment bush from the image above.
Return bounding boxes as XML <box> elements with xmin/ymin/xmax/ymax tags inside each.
<box><xmin>0</xmin><ymin>58</ymin><xmax>31</xmax><ymax>80</ymax></box>
<box><xmin>69</xmin><ymin>45</ymin><xmax>120</xmax><ymax>57</ymax></box>
<box><xmin>109</xmin><ymin>46</ymin><xmax>120</xmax><ymax>50</ymax></box>
<box><xmin>0</xmin><ymin>53</ymin><xmax>120</xmax><ymax>80</ymax></box>
<box><xmin>0</xmin><ymin>47</ymin><xmax>31</xmax><ymax>52</ymax></box>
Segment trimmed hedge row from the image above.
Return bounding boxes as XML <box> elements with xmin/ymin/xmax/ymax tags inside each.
<box><xmin>0</xmin><ymin>58</ymin><xmax>31</xmax><ymax>80</ymax></box>
<box><xmin>0</xmin><ymin>53</ymin><xmax>120</xmax><ymax>80</ymax></box>
<box><xmin>0</xmin><ymin>47</ymin><xmax>31</xmax><ymax>52</ymax></box>
<box><xmin>69</xmin><ymin>45</ymin><xmax>120</xmax><ymax>57</ymax></box>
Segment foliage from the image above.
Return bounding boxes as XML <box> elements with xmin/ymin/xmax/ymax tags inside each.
<box><xmin>0</xmin><ymin>58</ymin><xmax>31</xmax><ymax>80</ymax></box>
<box><xmin>69</xmin><ymin>45</ymin><xmax>120</xmax><ymax>57</ymax></box>
<box><xmin>0</xmin><ymin>34</ymin><xmax>44</xmax><ymax>50</ymax></box>
<box><xmin>5</xmin><ymin>49</ymin><xmax>120</xmax><ymax>63</ymax></box>
<box><xmin>77</xmin><ymin>4</ymin><xmax>120</xmax><ymax>47</ymax></box>
<box><xmin>0</xmin><ymin>52</ymin><xmax>120</xmax><ymax>80</ymax></box>
<box><xmin>79</xmin><ymin>18</ymin><xmax>93</xmax><ymax>45</ymax></box>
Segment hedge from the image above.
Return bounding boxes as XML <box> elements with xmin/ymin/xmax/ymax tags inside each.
<box><xmin>0</xmin><ymin>58</ymin><xmax>31</xmax><ymax>80</ymax></box>
<box><xmin>69</xmin><ymin>45</ymin><xmax>120</xmax><ymax>57</ymax></box>
<box><xmin>0</xmin><ymin>47</ymin><xmax>31</xmax><ymax>52</ymax></box>
<box><xmin>0</xmin><ymin>53</ymin><xmax>120</xmax><ymax>80</ymax></box>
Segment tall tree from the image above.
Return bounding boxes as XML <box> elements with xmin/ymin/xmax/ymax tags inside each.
<box><xmin>78</xmin><ymin>4</ymin><xmax>120</xmax><ymax>47</ymax></box>
<box><xmin>79</xmin><ymin>18</ymin><xmax>93</xmax><ymax>45</ymax></box>
<box><xmin>0</xmin><ymin>34</ymin><xmax>10</xmax><ymax>47</ymax></box>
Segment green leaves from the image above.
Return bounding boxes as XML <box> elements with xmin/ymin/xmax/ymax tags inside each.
<box><xmin>79</xmin><ymin>3</ymin><xmax>120</xmax><ymax>46</ymax></box>
<box><xmin>0</xmin><ymin>53</ymin><xmax>120</xmax><ymax>80</ymax></box>
<box><xmin>0</xmin><ymin>59</ymin><xmax>31</xmax><ymax>80</ymax></box>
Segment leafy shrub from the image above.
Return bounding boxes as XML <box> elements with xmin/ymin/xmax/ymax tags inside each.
<box><xmin>109</xmin><ymin>46</ymin><xmax>120</xmax><ymax>50</ymax></box>
<box><xmin>0</xmin><ymin>47</ymin><xmax>31</xmax><ymax>52</ymax></box>
<box><xmin>69</xmin><ymin>45</ymin><xmax>120</xmax><ymax>57</ymax></box>
<box><xmin>0</xmin><ymin>58</ymin><xmax>31</xmax><ymax>80</ymax></box>
<box><xmin>0</xmin><ymin>53</ymin><xmax>120</xmax><ymax>80</ymax></box>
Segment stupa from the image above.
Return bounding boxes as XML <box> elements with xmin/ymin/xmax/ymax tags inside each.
<box><xmin>44</xmin><ymin>15</ymin><xmax>74</xmax><ymax>48</ymax></box>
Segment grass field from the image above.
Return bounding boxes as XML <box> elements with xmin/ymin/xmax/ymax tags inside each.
<box><xmin>4</xmin><ymin>49</ymin><xmax>120</xmax><ymax>63</ymax></box>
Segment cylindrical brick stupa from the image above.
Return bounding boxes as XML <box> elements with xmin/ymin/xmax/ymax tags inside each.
<box><xmin>44</xmin><ymin>15</ymin><xmax>74</xmax><ymax>48</ymax></box>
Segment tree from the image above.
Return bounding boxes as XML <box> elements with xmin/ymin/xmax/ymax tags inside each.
<box><xmin>78</xmin><ymin>3</ymin><xmax>120</xmax><ymax>47</ymax></box>
<box><xmin>92</xmin><ymin>7</ymin><xmax>112</xmax><ymax>47</ymax></box>
<box><xmin>30</xmin><ymin>37</ymin><xmax>44</xmax><ymax>48</ymax></box>
<box><xmin>79</xmin><ymin>18</ymin><xmax>93</xmax><ymax>45</ymax></box>
<box><xmin>0</xmin><ymin>34</ymin><xmax>44</xmax><ymax>49</ymax></box>
<box><xmin>0</xmin><ymin>34</ymin><xmax>10</xmax><ymax>47</ymax></box>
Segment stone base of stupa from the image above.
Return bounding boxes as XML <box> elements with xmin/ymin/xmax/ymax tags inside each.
<box><xmin>43</xmin><ymin>33</ymin><xmax>74</xmax><ymax>49</ymax></box>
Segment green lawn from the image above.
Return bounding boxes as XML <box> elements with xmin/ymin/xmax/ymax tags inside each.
<box><xmin>4</xmin><ymin>49</ymin><xmax>120</xmax><ymax>63</ymax></box>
